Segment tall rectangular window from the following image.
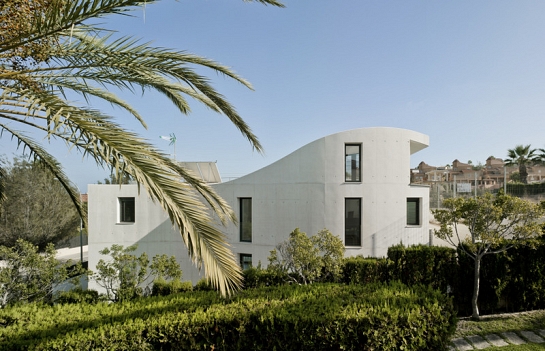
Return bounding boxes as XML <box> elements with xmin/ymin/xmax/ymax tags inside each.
<box><xmin>407</xmin><ymin>198</ymin><xmax>420</xmax><ymax>226</ymax></box>
<box><xmin>345</xmin><ymin>144</ymin><xmax>361</xmax><ymax>182</ymax></box>
<box><xmin>240</xmin><ymin>254</ymin><xmax>252</xmax><ymax>270</ymax></box>
<box><xmin>345</xmin><ymin>198</ymin><xmax>361</xmax><ymax>246</ymax></box>
<box><xmin>119</xmin><ymin>197</ymin><xmax>135</xmax><ymax>223</ymax></box>
<box><xmin>240</xmin><ymin>198</ymin><xmax>252</xmax><ymax>242</ymax></box>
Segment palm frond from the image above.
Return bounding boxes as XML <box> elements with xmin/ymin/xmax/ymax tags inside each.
<box><xmin>1</xmin><ymin>89</ymin><xmax>241</xmax><ymax>294</ymax></box>
<box><xmin>0</xmin><ymin>0</ymin><xmax>285</xmax><ymax>295</ymax></box>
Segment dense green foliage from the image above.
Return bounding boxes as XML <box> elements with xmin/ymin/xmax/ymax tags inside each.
<box><xmin>268</xmin><ymin>228</ymin><xmax>344</xmax><ymax>284</ymax></box>
<box><xmin>55</xmin><ymin>288</ymin><xmax>102</xmax><ymax>305</ymax></box>
<box><xmin>0</xmin><ymin>239</ymin><xmax>82</xmax><ymax>307</ymax></box>
<box><xmin>341</xmin><ymin>257</ymin><xmax>392</xmax><ymax>285</ymax></box>
<box><xmin>151</xmin><ymin>278</ymin><xmax>193</xmax><ymax>297</ymax></box>
<box><xmin>434</xmin><ymin>192</ymin><xmax>544</xmax><ymax>318</ymax></box>
<box><xmin>92</xmin><ymin>244</ymin><xmax>182</xmax><ymax>302</ymax></box>
<box><xmin>0</xmin><ymin>282</ymin><xmax>456</xmax><ymax>351</ymax></box>
<box><xmin>341</xmin><ymin>245</ymin><xmax>458</xmax><ymax>296</ymax></box>
<box><xmin>0</xmin><ymin>157</ymin><xmax>79</xmax><ymax>250</ymax></box>
<box><xmin>341</xmin><ymin>240</ymin><xmax>545</xmax><ymax>317</ymax></box>
<box><xmin>387</xmin><ymin>244</ymin><xmax>459</xmax><ymax>295</ymax></box>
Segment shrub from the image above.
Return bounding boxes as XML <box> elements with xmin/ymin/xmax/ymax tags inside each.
<box><xmin>341</xmin><ymin>256</ymin><xmax>392</xmax><ymax>284</ymax></box>
<box><xmin>193</xmin><ymin>278</ymin><xmax>215</xmax><ymax>291</ymax></box>
<box><xmin>0</xmin><ymin>282</ymin><xmax>456</xmax><ymax>351</ymax></box>
<box><xmin>55</xmin><ymin>288</ymin><xmax>102</xmax><ymax>304</ymax></box>
<box><xmin>387</xmin><ymin>244</ymin><xmax>458</xmax><ymax>296</ymax></box>
<box><xmin>91</xmin><ymin>244</ymin><xmax>182</xmax><ymax>302</ymax></box>
<box><xmin>0</xmin><ymin>239</ymin><xmax>83</xmax><ymax>307</ymax></box>
<box><xmin>268</xmin><ymin>228</ymin><xmax>344</xmax><ymax>284</ymax></box>
<box><xmin>151</xmin><ymin>278</ymin><xmax>193</xmax><ymax>296</ymax></box>
<box><xmin>242</xmin><ymin>266</ymin><xmax>288</xmax><ymax>289</ymax></box>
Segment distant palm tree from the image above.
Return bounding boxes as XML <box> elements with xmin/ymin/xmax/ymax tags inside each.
<box><xmin>0</xmin><ymin>0</ymin><xmax>283</xmax><ymax>295</ymax></box>
<box><xmin>505</xmin><ymin>145</ymin><xmax>539</xmax><ymax>184</ymax></box>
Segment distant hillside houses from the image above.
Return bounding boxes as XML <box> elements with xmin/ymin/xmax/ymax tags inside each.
<box><xmin>411</xmin><ymin>157</ymin><xmax>545</xmax><ymax>190</ymax></box>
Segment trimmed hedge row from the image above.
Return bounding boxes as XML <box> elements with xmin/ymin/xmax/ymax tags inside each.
<box><xmin>341</xmin><ymin>241</ymin><xmax>545</xmax><ymax>316</ymax></box>
<box><xmin>341</xmin><ymin>245</ymin><xmax>458</xmax><ymax>297</ymax></box>
<box><xmin>0</xmin><ymin>282</ymin><xmax>456</xmax><ymax>351</ymax></box>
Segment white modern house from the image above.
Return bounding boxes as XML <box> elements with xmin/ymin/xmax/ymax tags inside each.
<box><xmin>87</xmin><ymin>127</ymin><xmax>430</xmax><ymax>286</ymax></box>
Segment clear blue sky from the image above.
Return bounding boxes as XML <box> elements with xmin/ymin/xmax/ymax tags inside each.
<box><xmin>3</xmin><ymin>0</ymin><xmax>545</xmax><ymax>191</ymax></box>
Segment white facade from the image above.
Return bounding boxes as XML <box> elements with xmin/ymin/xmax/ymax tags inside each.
<box><xmin>88</xmin><ymin>127</ymin><xmax>430</xmax><ymax>286</ymax></box>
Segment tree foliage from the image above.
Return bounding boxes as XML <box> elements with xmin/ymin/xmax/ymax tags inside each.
<box><xmin>0</xmin><ymin>156</ymin><xmax>79</xmax><ymax>250</ymax></box>
<box><xmin>92</xmin><ymin>244</ymin><xmax>183</xmax><ymax>302</ymax></box>
<box><xmin>268</xmin><ymin>228</ymin><xmax>345</xmax><ymax>285</ymax></box>
<box><xmin>0</xmin><ymin>239</ymin><xmax>82</xmax><ymax>306</ymax></box>
<box><xmin>433</xmin><ymin>192</ymin><xmax>544</xmax><ymax>319</ymax></box>
<box><xmin>0</xmin><ymin>0</ymin><xmax>284</xmax><ymax>296</ymax></box>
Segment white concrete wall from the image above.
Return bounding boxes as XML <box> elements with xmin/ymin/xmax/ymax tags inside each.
<box><xmin>215</xmin><ymin>127</ymin><xmax>430</xmax><ymax>266</ymax></box>
<box><xmin>87</xmin><ymin>184</ymin><xmax>202</xmax><ymax>292</ymax></box>
<box><xmin>87</xmin><ymin>127</ymin><xmax>430</xmax><ymax>288</ymax></box>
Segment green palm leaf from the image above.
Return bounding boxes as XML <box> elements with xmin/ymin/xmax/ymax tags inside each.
<box><xmin>0</xmin><ymin>0</ymin><xmax>285</xmax><ymax>294</ymax></box>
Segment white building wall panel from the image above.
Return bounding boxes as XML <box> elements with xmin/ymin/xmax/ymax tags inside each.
<box><xmin>87</xmin><ymin>127</ymin><xmax>431</xmax><ymax>288</ymax></box>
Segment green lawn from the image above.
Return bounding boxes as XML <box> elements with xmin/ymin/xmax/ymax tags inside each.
<box><xmin>454</xmin><ymin>310</ymin><xmax>545</xmax><ymax>338</ymax></box>
<box><xmin>453</xmin><ymin>310</ymin><xmax>545</xmax><ymax>350</ymax></box>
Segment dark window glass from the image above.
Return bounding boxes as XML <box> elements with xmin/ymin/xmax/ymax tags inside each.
<box><xmin>119</xmin><ymin>197</ymin><xmax>135</xmax><ymax>223</ymax></box>
<box><xmin>240</xmin><ymin>254</ymin><xmax>252</xmax><ymax>270</ymax></box>
<box><xmin>407</xmin><ymin>198</ymin><xmax>420</xmax><ymax>226</ymax></box>
<box><xmin>345</xmin><ymin>198</ymin><xmax>361</xmax><ymax>246</ymax></box>
<box><xmin>240</xmin><ymin>198</ymin><xmax>252</xmax><ymax>242</ymax></box>
<box><xmin>345</xmin><ymin>144</ymin><xmax>361</xmax><ymax>182</ymax></box>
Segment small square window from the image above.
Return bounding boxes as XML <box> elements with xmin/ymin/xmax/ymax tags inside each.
<box><xmin>240</xmin><ymin>254</ymin><xmax>252</xmax><ymax>270</ymax></box>
<box><xmin>119</xmin><ymin>197</ymin><xmax>135</xmax><ymax>223</ymax></box>
<box><xmin>345</xmin><ymin>144</ymin><xmax>361</xmax><ymax>182</ymax></box>
<box><xmin>407</xmin><ymin>198</ymin><xmax>420</xmax><ymax>226</ymax></box>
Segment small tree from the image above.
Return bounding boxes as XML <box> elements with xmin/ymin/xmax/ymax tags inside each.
<box><xmin>433</xmin><ymin>192</ymin><xmax>544</xmax><ymax>319</ymax></box>
<box><xmin>92</xmin><ymin>244</ymin><xmax>182</xmax><ymax>302</ymax></box>
<box><xmin>0</xmin><ymin>239</ymin><xmax>81</xmax><ymax>306</ymax></box>
<box><xmin>268</xmin><ymin>228</ymin><xmax>344</xmax><ymax>285</ymax></box>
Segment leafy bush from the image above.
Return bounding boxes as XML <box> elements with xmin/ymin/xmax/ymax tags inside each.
<box><xmin>268</xmin><ymin>228</ymin><xmax>344</xmax><ymax>284</ymax></box>
<box><xmin>0</xmin><ymin>282</ymin><xmax>456</xmax><ymax>351</ymax></box>
<box><xmin>341</xmin><ymin>256</ymin><xmax>392</xmax><ymax>284</ymax></box>
<box><xmin>387</xmin><ymin>244</ymin><xmax>458</xmax><ymax>295</ymax></box>
<box><xmin>151</xmin><ymin>278</ymin><xmax>193</xmax><ymax>296</ymax></box>
<box><xmin>0</xmin><ymin>239</ymin><xmax>83</xmax><ymax>307</ymax></box>
<box><xmin>242</xmin><ymin>265</ymin><xmax>289</xmax><ymax>289</ymax></box>
<box><xmin>92</xmin><ymin>244</ymin><xmax>182</xmax><ymax>302</ymax></box>
<box><xmin>193</xmin><ymin>278</ymin><xmax>215</xmax><ymax>291</ymax></box>
<box><xmin>55</xmin><ymin>288</ymin><xmax>102</xmax><ymax>304</ymax></box>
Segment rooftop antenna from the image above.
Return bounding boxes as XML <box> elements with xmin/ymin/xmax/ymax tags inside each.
<box><xmin>160</xmin><ymin>133</ymin><xmax>177</xmax><ymax>160</ymax></box>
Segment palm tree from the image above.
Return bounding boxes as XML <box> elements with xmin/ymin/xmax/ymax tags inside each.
<box><xmin>505</xmin><ymin>145</ymin><xmax>539</xmax><ymax>184</ymax></box>
<box><xmin>0</xmin><ymin>0</ymin><xmax>284</xmax><ymax>295</ymax></box>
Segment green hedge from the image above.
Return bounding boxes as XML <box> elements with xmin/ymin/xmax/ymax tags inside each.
<box><xmin>455</xmin><ymin>238</ymin><xmax>545</xmax><ymax>315</ymax></box>
<box><xmin>151</xmin><ymin>278</ymin><xmax>193</xmax><ymax>297</ymax></box>
<box><xmin>341</xmin><ymin>257</ymin><xmax>392</xmax><ymax>285</ymax></box>
<box><xmin>341</xmin><ymin>245</ymin><xmax>458</xmax><ymax>296</ymax></box>
<box><xmin>0</xmin><ymin>282</ymin><xmax>456</xmax><ymax>351</ymax></box>
<box><xmin>338</xmin><ymin>240</ymin><xmax>545</xmax><ymax>316</ymax></box>
<box><xmin>387</xmin><ymin>244</ymin><xmax>458</xmax><ymax>296</ymax></box>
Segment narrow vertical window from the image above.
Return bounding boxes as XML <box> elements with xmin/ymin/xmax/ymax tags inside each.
<box><xmin>119</xmin><ymin>197</ymin><xmax>135</xmax><ymax>223</ymax></box>
<box><xmin>345</xmin><ymin>198</ymin><xmax>361</xmax><ymax>246</ymax></box>
<box><xmin>240</xmin><ymin>254</ymin><xmax>252</xmax><ymax>270</ymax></box>
<box><xmin>345</xmin><ymin>144</ymin><xmax>361</xmax><ymax>182</ymax></box>
<box><xmin>407</xmin><ymin>198</ymin><xmax>421</xmax><ymax>226</ymax></box>
<box><xmin>240</xmin><ymin>198</ymin><xmax>252</xmax><ymax>242</ymax></box>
